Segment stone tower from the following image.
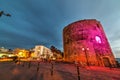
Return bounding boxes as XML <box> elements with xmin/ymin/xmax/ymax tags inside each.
<box><xmin>63</xmin><ymin>19</ymin><xmax>116</xmax><ymax>67</ymax></box>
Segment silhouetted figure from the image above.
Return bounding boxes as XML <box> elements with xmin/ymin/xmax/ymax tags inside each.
<box><xmin>0</xmin><ymin>11</ymin><xmax>11</xmax><ymax>17</ymax></box>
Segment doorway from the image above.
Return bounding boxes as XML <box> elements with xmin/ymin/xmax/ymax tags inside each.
<box><xmin>103</xmin><ymin>57</ymin><xmax>111</xmax><ymax>67</ymax></box>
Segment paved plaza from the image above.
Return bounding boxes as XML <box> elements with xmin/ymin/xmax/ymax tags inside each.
<box><xmin>0</xmin><ymin>61</ymin><xmax>120</xmax><ymax>80</ymax></box>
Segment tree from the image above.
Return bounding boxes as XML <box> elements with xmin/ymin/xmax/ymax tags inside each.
<box><xmin>50</xmin><ymin>45</ymin><xmax>63</xmax><ymax>59</ymax></box>
<box><xmin>0</xmin><ymin>11</ymin><xmax>11</xmax><ymax>17</ymax></box>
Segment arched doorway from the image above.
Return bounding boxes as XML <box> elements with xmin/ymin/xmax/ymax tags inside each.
<box><xmin>103</xmin><ymin>57</ymin><xmax>111</xmax><ymax>67</ymax></box>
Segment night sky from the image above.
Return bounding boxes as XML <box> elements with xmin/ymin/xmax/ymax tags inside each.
<box><xmin>0</xmin><ymin>0</ymin><xmax>120</xmax><ymax>57</ymax></box>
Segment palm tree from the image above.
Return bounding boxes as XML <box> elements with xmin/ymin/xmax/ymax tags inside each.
<box><xmin>0</xmin><ymin>11</ymin><xmax>11</xmax><ymax>17</ymax></box>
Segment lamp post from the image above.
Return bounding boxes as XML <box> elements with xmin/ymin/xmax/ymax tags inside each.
<box><xmin>82</xmin><ymin>47</ymin><xmax>89</xmax><ymax>66</ymax></box>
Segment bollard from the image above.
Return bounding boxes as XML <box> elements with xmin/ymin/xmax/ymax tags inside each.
<box><xmin>28</xmin><ymin>61</ymin><xmax>31</xmax><ymax>68</ymax></box>
<box><xmin>22</xmin><ymin>61</ymin><xmax>25</xmax><ymax>67</ymax></box>
<box><xmin>51</xmin><ymin>63</ymin><xmax>53</xmax><ymax>76</ymax></box>
<box><xmin>77</xmin><ymin>65</ymin><xmax>80</xmax><ymax>80</ymax></box>
<box><xmin>14</xmin><ymin>59</ymin><xmax>18</xmax><ymax>64</ymax></box>
<box><xmin>37</xmin><ymin>67</ymin><xmax>39</xmax><ymax>72</ymax></box>
<box><xmin>37</xmin><ymin>62</ymin><xmax>40</xmax><ymax>72</ymax></box>
<box><xmin>18</xmin><ymin>58</ymin><xmax>20</xmax><ymax>65</ymax></box>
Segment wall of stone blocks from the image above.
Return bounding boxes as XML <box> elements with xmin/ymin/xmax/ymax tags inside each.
<box><xmin>63</xmin><ymin>19</ymin><xmax>116</xmax><ymax>67</ymax></box>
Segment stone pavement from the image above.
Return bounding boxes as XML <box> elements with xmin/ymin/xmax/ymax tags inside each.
<box><xmin>0</xmin><ymin>61</ymin><xmax>120</xmax><ymax>80</ymax></box>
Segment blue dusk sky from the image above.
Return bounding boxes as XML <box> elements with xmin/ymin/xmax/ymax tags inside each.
<box><xmin>0</xmin><ymin>0</ymin><xmax>120</xmax><ymax>57</ymax></box>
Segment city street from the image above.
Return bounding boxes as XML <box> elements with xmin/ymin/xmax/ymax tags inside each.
<box><xmin>0</xmin><ymin>61</ymin><xmax>120</xmax><ymax>80</ymax></box>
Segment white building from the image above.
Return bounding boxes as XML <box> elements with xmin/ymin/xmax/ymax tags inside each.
<box><xmin>0</xmin><ymin>47</ymin><xmax>9</xmax><ymax>52</ymax></box>
<box><xmin>33</xmin><ymin>45</ymin><xmax>53</xmax><ymax>60</ymax></box>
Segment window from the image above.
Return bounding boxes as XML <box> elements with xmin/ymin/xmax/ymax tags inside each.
<box><xmin>95</xmin><ymin>36</ymin><xmax>102</xmax><ymax>43</ymax></box>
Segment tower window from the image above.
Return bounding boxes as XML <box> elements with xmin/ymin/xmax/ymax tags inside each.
<box><xmin>95</xmin><ymin>36</ymin><xmax>101</xmax><ymax>43</ymax></box>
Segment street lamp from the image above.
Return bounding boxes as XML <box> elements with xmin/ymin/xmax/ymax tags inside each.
<box><xmin>82</xmin><ymin>47</ymin><xmax>89</xmax><ymax>66</ymax></box>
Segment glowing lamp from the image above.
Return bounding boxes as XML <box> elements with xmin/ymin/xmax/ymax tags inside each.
<box><xmin>82</xmin><ymin>48</ymin><xmax>89</xmax><ymax>51</ymax></box>
<box><xmin>18</xmin><ymin>52</ymin><xmax>23</xmax><ymax>56</ymax></box>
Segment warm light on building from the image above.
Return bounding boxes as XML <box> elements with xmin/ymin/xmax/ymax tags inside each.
<box><xmin>31</xmin><ymin>52</ymin><xmax>35</xmax><ymax>58</ymax></box>
<box><xmin>13</xmin><ymin>48</ymin><xmax>29</xmax><ymax>58</ymax></box>
<box><xmin>63</xmin><ymin>19</ymin><xmax>116</xmax><ymax>67</ymax></box>
<box><xmin>18</xmin><ymin>51</ymin><xmax>26</xmax><ymax>58</ymax></box>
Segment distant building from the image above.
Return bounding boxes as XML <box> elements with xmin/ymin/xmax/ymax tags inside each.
<box><xmin>33</xmin><ymin>45</ymin><xmax>53</xmax><ymax>60</ymax></box>
<box><xmin>13</xmin><ymin>48</ymin><xmax>29</xmax><ymax>58</ymax></box>
<box><xmin>63</xmin><ymin>19</ymin><xmax>116</xmax><ymax>67</ymax></box>
<box><xmin>116</xmin><ymin>58</ymin><xmax>120</xmax><ymax>63</ymax></box>
<box><xmin>0</xmin><ymin>47</ymin><xmax>9</xmax><ymax>52</ymax></box>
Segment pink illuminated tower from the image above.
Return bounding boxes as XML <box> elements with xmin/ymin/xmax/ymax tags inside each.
<box><xmin>63</xmin><ymin>19</ymin><xmax>116</xmax><ymax>67</ymax></box>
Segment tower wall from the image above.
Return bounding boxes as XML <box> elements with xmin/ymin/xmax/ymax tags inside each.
<box><xmin>63</xmin><ymin>19</ymin><xmax>116</xmax><ymax>67</ymax></box>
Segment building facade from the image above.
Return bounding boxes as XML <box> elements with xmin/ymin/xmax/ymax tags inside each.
<box><xmin>33</xmin><ymin>45</ymin><xmax>53</xmax><ymax>60</ymax></box>
<box><xmin>0</xmin><ymin>47</ymin><xmax>9</xmax><ymax>52</ymax></box>
<box><xmin>63</xmin><ymin>19</ymin><xmax>116</xmax><ymax>67</ymax></box>
<box><xmin>13</xmin><ymin>48</ymin><xmax>30</xmax><ymax>58</ymax></box>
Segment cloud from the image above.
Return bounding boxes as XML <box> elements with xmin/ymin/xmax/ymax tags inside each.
<box><xmin>0</xmin><ymin>0</ymin><xmax>120</xmax><ymax>57</ymax></box>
